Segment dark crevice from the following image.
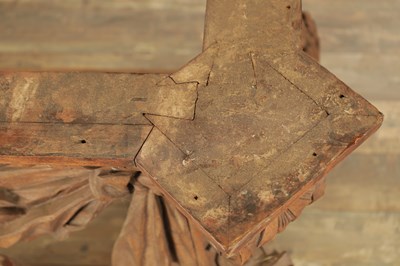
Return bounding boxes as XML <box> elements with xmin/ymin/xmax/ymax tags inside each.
<box><xmin>132</xmin><ymin>125</ymin><xmax>154</xmax><ymax>166</ymax></box>
<box><xmin>249</xmin><ymin>52</ymin><xmax>258</xmax><ymax>87</ymax></box>
<box><xmin>0</xmin><ymin>187</ymin><xmax>20</xmax><ymax>205</ymax></box>
<box><xmin>83</xmin><ymin>166</ymin><xmax>102</xmax><ymax>170</ymax></box>
<box><xmin>205</xmin><ymin>243</ymin><xmax>212</xmax><ymax>251</ymax></box>
<box><xmin>214</xmin><ymin>253</ymin><xmax>220</xmax><ymax>266</ymax></box>
<box><xmin>126</xmin><ymin>182</ymin><xmax>134</xmax><ymax>194</ymax></box>
<box><xmin>156</xmin><ymin>196</ymin><xmax>179</xmax><ymax>263</ymax></box>
<box><xmin>256</xmin><ymin>229</ymin><xmax>266</xmax><ymax>247</ymax></box>
<box><xmin>206</xmin><ymin>67</ymin><xmax>213</xmax><ymax>86</ymax></box>
<box><xmin>65</xmin><ymin>203</ymin><xmax>89</xmax><ymax>226</ymax></box>
<box><xmin>206</xmin><ymin>47</ymin><xmax>218</xmax><ymax>87</ymax></box>
<box><xmin>127</xmin><ymin>171</ymin><xmax>141</xmax><ymax>194</ymax></box>
<box><xmin>0</xmin><ymin>206</ymin><xmax>26</xmax><ymax>216</ymax></box>
<box><xmin>192</xmin><ymin>83</ymin><xmax>200</xmax><ymax>121</ymax></box>
<box><xmin>129</xmin><ymin>97</ymin><xmax>147</xmax><ymax>102</ymax></box>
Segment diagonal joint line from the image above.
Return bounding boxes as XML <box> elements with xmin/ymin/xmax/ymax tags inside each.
<box><xmin>140</xmin><ymin>115</ymin><xmax>230</xmax><ymax>196</ymax></box>
<box><xmin>235</xmin><ymin>114</ymin><xmax>329</xmax><ymax>193</ymax></box>
<box><xmin>133</xmin><ymin>125</ymin><xmax>154</xmax><ymax>167</ymax></box>
<box><xmin>265</xmin><ymin>59</ymin><xmax>327</xmax><ymax>113</ymax></box>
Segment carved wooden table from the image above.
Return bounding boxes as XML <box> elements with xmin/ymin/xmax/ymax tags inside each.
<box><xmin>0</xmin><ymin>0</ymin><xmax>382</xmax><ymax>265</ymax></box>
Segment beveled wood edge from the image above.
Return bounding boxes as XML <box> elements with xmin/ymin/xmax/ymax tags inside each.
<box><xmin>228</xmin><ymin>111</ymin><xmax>383</xmax><ymax>258</ymax></box>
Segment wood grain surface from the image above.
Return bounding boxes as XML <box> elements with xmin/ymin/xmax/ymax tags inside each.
<box><xmin>0</xmin><ymin>71</ymin><xmax>198</xmax><ymax>167</ymax></box>
<box><xmin>135</xmin><ymin>0</ymin><xmax>382</xmax><ymax>259</ymax></box>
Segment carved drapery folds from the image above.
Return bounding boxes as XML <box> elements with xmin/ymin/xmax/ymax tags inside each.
<box><xmin>0</xmin><ymin>165</ymin><xmax>134</xmax><ymax>248</ymax></box>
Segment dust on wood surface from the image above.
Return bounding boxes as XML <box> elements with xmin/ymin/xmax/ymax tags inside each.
<box><xmin>0</xmin><ymin>72</ymin><xmax>197</xmax><ymax>166</ymax></box>
<box><xmin>0</xmin><ymin>0</ymin><xmax>388</xmax><ymax>264</ymax></box>
<box><xmin>136</xmin><ymin>0</ymin><xmax>383</xmax><ymax>257</ymax></box>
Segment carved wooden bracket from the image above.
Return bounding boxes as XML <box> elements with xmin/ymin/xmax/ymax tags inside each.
<box><xmin>0</xmin><ymin>0</ymin><xmax>382</xmax><ymax>264</ymax></box>
<box><xmin>134</xmin><ymin>0</ymin><xmax>383</xmax><ymax>260</ymax></box>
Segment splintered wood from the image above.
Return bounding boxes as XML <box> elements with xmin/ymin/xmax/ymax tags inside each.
<box><xmin>0</xmin><ymin>0</ymin><xmax>382</xmax><ymax>265</ymax></box>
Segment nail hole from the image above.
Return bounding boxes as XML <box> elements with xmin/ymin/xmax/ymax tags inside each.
<box><xmin>286</xmin><ymin>5</ymin><xmax>291</xmax><ymax>9</ymax></box>
<box><xmin>80</xmin><ymin>244</ymin><xmax>89</xmax><ymax>252</ymax></box>
<box><xmin>339</xmin><ymin>94</ymin><xmax>345</xmax><ymax>99</ymax></box>
<box><xmin>205</xmin><ymin>244</ymin><xmax>212</xmax><ymax>251</ymax></box>
<box><xmin>194</xmin><ymin>195</ymin><xmax>199</xmax><ymax>200</ymax></box>
<box><xmin>80</xmin><ymin>139</ymin><xmax>87</xmax><ymax>144</ymax></box>
<box><xmin>313</xmin><ymin>152</ymin><xmax>318</xmax><ymax>157</ymax></box>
